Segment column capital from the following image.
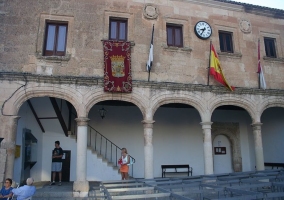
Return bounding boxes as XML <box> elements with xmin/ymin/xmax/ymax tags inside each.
<box><xmin>75</xmin><ymin>117</ymin><xmax>90</xmax><ymax>126</ymax></box>
<box><xmin>251</xmin><ymin>122</ymin><xmax>262</xmax><ymax>130</ymax></box>
<box><xmin>200</xmin><ymin>121</ymin><xmax>213</xmax><ymax>129</ymax></box>
<box><xmin>141</xmin><ymin>120</ymin><xmax>155</xmax><ymax>128</ymax></box>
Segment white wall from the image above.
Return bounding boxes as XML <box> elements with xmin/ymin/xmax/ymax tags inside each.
<box><xmin>212</xmin><ymin>109</ymin><xmax>254</xmax><ymax>171</ymax></box>
<box><xmin>262</xmin><ymin>107</ymin><xmax>284</xmax><ymax>163</ymax></box>
<box><xmin>153</xmin><ymin>107</ymin><xmax>204</xmax><ymax>177</ymax></box>
<box><xmin>14</xmin><ymin>99</ymin><xmax>284</xmax><ymax>182</ymax></box>
<box><xmin>14</xmin><ymin>101</ymin><xmax>43</xmax><ymax>183</ymax></box>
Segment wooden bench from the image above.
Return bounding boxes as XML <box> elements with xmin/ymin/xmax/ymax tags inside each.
<box><xmin>264</xmin><ymin>162</ymin><xmax>284</xmax><ymax>169</ymax></box>
<box><xmin>161</xmin><ymin>165</ymin><xmax>192</xmax><ymax>178</ymax></box>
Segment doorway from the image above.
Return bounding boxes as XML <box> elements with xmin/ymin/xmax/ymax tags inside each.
<box><xmin>51</xmin><ymin>150</ymin><xmax>71</xmax><ymax>182</ymax></box>
<box><xmin>213</xmin><ymin>135</ymin><xmax>233</xmax><ymax>174</ymax></box>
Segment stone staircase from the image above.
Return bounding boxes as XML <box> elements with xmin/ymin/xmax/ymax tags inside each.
<box><xmin>69</xmin><ymin>132</ymin><xmax>121</xmax><ymax>181</ymax></box>
<box><xmin>70</xmin><ymin>125</ymin><xmax>135</xmax><ymax>180</ymax></box>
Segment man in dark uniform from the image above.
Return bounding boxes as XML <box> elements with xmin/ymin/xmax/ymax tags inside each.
<box><xmin>50</xmin><ymin>141</ymin><xmax>63</xmax><ymax>186</ymax></box>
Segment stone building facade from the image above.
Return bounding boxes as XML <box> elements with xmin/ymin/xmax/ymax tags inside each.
<box><xmin>1</xmin><ymin>0</ymin><xmax>284</xmax><ymax>196</ymax></box>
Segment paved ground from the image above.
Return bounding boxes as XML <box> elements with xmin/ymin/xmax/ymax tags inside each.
<box><xmin>31</xmin><ymin>181</ymin><xmax>102</xmax><ymax>200</ymax></box>
<box><xmin>14</xmin><ymin>170</ymin><xmax>284</xmax><ymax>200</ymax></box>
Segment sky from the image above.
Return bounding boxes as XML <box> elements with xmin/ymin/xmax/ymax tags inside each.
<box><xmin>235</xmin><ymin>0</ymin><xmax>284</xmax><ymax>10</ymax></box>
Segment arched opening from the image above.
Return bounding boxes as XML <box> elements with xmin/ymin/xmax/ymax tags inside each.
<box><xmin>213</xmin><ymin>135</ymin><xmax>233</xmax><ymax>174</ymax></box>
<box><xmin>14</xmin><ymin>97</ymin><xmax>77</xmax><ymax>184</ymax></box>
<box><xmin>261</xmin><ymin>107</ymin><xmax>284</xmax><ymax>169</ymax></box>
<box><xmin>87</xmin><ymin>100</ymin><xmax>144</xmax><ymax>180</ymax></box>
<box><xmin>212</xmin><ymin>105</ymin><xmax>252</xmax><ymax>173</ymax></box>
<box><xmin>153</xmin><ymin>103</ymin><xmax>202</xmax><ymax>177</ymax></box>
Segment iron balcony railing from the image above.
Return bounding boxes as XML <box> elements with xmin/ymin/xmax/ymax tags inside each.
<box><xmin>87</xmin><ymin>125</ymin><xmax>135</xmax><ymax>177</ymax></box>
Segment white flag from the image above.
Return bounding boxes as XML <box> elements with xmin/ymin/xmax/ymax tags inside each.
<box><xmin>146</xmin><ymin>25</ymin><xmax>154</xmax><ymax>72</ymax></box>
<box><xmin>258</xmin><ymin>39</ymin><xmax>266</xmax><ymax>89</ymax></box>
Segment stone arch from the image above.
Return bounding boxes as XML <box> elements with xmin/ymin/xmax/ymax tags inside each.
<box><xmin>3</xmin><ymin>84</ymin><xmax>82</xmax><ymax>116</ymax></box>
<box><xmin>212</xmin><ymin>122</ymin><xmax>242</xmax><ymax>172</ymax></box>
<box><xmin>208</xmin><ymin>96</ymin><xmax>256</xmax><ymax>122</ymax></box>
<box><xmin>84</xmin><ymin>89</ymin><xmax>147</xmax><ymax>119</ymax></box>
<box><xmin>259</xmin><ymin>97</ymin><xmax>284</xmax><ymax>117</ymax></box>
<box><xmin>151</xmin><ymin>93</ymin><xmax>207</xmax><ymax>121</ymax></box>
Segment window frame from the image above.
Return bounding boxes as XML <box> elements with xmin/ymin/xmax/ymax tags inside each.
<box><xmin>219</xmin><ymin>31</ymin><xmax>234</xmax><ymax>53</ymax></box>
<box><xmin>43</xmin><ymin>21</ymin><xmax>68</xmax><ymax>56</ymax></box>
<box><xmin>166</xmin><ymin>24</ymin><xmax>183</xmax><ymax>48</ymax></box>
<box><xmin>109</xmin><ymin>18</ymin><xmax>128</xmax><ymax>41</ymax></box>
<box><xmin>264</xmin><ymin>37</ymin><xmax>277</xmax><ymax>58</ymax></box>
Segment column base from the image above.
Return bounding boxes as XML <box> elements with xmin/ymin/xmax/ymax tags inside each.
<box><xmin>73</xmin><ymin>181</ymin><xmax>89</xmax><ymax>197</ymax></box>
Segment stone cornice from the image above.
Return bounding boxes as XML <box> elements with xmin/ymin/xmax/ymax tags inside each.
<box><xmin>1</xmin><ymin>72</ymin><xmax>284</xmax><ymax>96</ymax></box>
<box><xmin>172</xmin><ymin>0</ymin><xmax>284</xmax><ymax>19</ymax></box>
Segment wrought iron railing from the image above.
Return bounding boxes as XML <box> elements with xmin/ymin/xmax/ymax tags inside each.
<box><xmin>87</xmin><ymin>125</ymin><xmax>135</xmax><ymax>177</ymax></box>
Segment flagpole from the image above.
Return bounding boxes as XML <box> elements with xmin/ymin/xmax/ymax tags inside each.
<box><xmin>207</xmin><ymin>40</ymin><xmax>212</xmax><ymax>86</ymax></box>
<box><xmin>258</xmin><ymin>39</ymin><xmax>260</xmax><ymax>89</ymax></box>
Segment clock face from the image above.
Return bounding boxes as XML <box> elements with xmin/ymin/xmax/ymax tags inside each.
<box><xmin>194</xmin><ymin>21</ymin><xmax>212</xmax><ymax>40</ymax></box>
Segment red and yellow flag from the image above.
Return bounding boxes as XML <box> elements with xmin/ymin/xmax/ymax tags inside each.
<box><xmin>210</xmin><ymin>44</ymin><xmax>234</xmax><ymax>91</ymax></box>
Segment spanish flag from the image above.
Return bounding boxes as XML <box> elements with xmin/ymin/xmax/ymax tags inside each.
<box><xmin>210</xmin><ymin>43</ymin><xmax>235</xmax><ymax>91</ymax></box>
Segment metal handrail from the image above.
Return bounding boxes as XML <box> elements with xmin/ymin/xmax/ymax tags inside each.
<box><xmin>87</xmin><ymin>125</ymin><xmax>135</xmax><ymax>177</ymax></box>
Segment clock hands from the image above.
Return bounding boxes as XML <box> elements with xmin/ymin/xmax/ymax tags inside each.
<box><xmin>200</xmin><ymin>27</ymin><xmax>206</xmax><ymax>36</ymax></box>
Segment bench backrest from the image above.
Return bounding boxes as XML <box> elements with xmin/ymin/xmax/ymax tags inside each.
<box><xmin>161</xmin><ymin>165</ymin><xmax>189</xmax><ymax>168</ymax></box>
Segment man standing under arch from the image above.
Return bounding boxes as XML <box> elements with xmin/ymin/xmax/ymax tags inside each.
<box><xmin>50</xmin><ymin>141</ymin><xmax>63</xmax><ymax>186</ymax></box>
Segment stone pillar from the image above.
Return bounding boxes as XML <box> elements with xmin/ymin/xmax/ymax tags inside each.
<box><xmin>0</xmin><ymin>116</ymin><xmax>20</xmax><ymax>180</ymax></box>
<box><xmin>251</xmin><ymin>123</ymin><xmax>264</xmax><ymax>171</ymax></box>
<box><xmin>200</xmin><ymin>121</ymin><xmax>214</xmax><ymax>175</ymax></box>
<box><xmin>142</xmin><ymin>120</ymin><xmax>155</xmax><ymax>179</ymax></box>
<box><xmin>73</xmin><ymin>117</ymin><xmax>89</xmax><ymax>197</ymax></box>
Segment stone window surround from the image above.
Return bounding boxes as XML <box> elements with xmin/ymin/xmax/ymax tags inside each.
<box><xmin>260</xmin><ymin>30</ymin><xmax>284</xmax><ymax>63</ymax></box>
<box><xmin>36</xmin><ymin>14</ymin><xmax>74</xmax><ymax>61</ymax></box>
<box><xmin>162</xmin><ymin>17</ymin><xmax>192</xmax><ymax>53</ymax></box>
<box><xmin>103</xmin><ymin>11</ymin><xmax>134</xmax><ymax>41</ymax></box>
<box><xmin>215</xmin><ymin>24</ymin><xmax>242</xmax><ymax>58</ymax></box>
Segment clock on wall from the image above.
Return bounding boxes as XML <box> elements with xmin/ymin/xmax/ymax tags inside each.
<box><xmin>194</xmin><ymin>21</ymin><xmax>212</xmax><ymax>40</ymax></box>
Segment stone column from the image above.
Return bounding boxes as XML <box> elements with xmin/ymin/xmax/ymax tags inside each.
<box><xmin>142</xmin><ymin>120</ymin><xmax>155</xmax><ymax>179</ymax></box>
<box><xmin>0</xmin><ymin>116</ymin><xmax>21</xmax><ymax>180</ymax></box>
<box><xmin>73</xmin><ymin>117</ymin><xmax>89</xmax><ymax>197</ymax></box>
<box><xmin>200</xmin><ymin>121</ymin><xmax>214</xmax><ymax>175</ymax></box>
<box><xmin>251</xmin><ymin>123</ymin><xmax>264</xmax><ymax>171</ymax></box>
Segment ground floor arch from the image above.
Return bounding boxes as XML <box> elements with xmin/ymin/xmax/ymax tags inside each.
<box><xmin>13</xmin><ymin>96</ymin><xmax>78</xmax><ymax>184</ymax></box>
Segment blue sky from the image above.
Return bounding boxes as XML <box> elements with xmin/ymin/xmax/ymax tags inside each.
<box><xmin>236</xmin><ymin>0</ymin><xmax>284</xmax><ymax>10</ymax></box>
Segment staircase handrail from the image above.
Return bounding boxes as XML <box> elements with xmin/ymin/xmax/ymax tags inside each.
<box><xmin>88</xmin><ymin>125</ymin><xmax>135</xmax><ymax>177</ymax></box>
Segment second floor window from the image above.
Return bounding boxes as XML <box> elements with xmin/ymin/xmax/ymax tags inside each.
<box><xmin>167</xmin><ymin>24</ymin><xmax>183</xmax><ymax>47</ymax></box>
<box><xmin>219</xmin><ymin>31</ymin><xmax>233</xmax><ymax>53</ymax></box>
<box><xmin>264</xmin><ymin>37</ymin><xmax>277</xmax><ymax>58</ymax></box>
<box><xmin>109</xmin><ymin>18</ymin><xmax>127</xmax><ymax>41</ymax></box>
<box><xmin>44</xmin><ymin>22</ymin><xmax>68</xmax><ymax>56</ymax></box>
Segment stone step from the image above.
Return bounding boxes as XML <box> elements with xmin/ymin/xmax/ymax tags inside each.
<box><xmin>32</xmin><ymin>197</ymin><xmax>104</xmax><ymax>200</ymax></box>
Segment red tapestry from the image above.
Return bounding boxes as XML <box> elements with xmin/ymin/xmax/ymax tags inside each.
<box><xmin>103</xmin><ymin>41</ymin><xmax>132</xmax><ymax>92</ymax></box>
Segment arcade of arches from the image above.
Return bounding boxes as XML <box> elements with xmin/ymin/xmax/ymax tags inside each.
<box><xmin>1</xmin><ymin>75</ymin><xmax>284</xmax><ymax>194</ymax></box>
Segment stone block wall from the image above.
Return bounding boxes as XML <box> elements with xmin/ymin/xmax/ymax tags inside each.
<box><xmin>0</xmin><ymin>0</ymin><xmax>284</xmax><ymax>89</ymax></box>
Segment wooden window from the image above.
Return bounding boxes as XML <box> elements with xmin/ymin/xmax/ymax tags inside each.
<box><xmin>167</xmin><ymin>24</ymin><xmax>183</xmax><ymax>47</ymax></box>
<box><xmin>219</xmin><ymin>31</ymin><xmax>233</xmax><ymax>53</ymax></box>
<box><xmin>264</xmin><ymin>37</ymin><xmax>277</xmax><ymax>58</ymax></box>
<box><xmin>44</xmin><ymin>22</ymin><xmax>68</xmax><ymax>56</ymax></box>
<box><xmin>109</xmin><ymin>18</ymin><xmax>127</xmax><ymax>41</ymax></box>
